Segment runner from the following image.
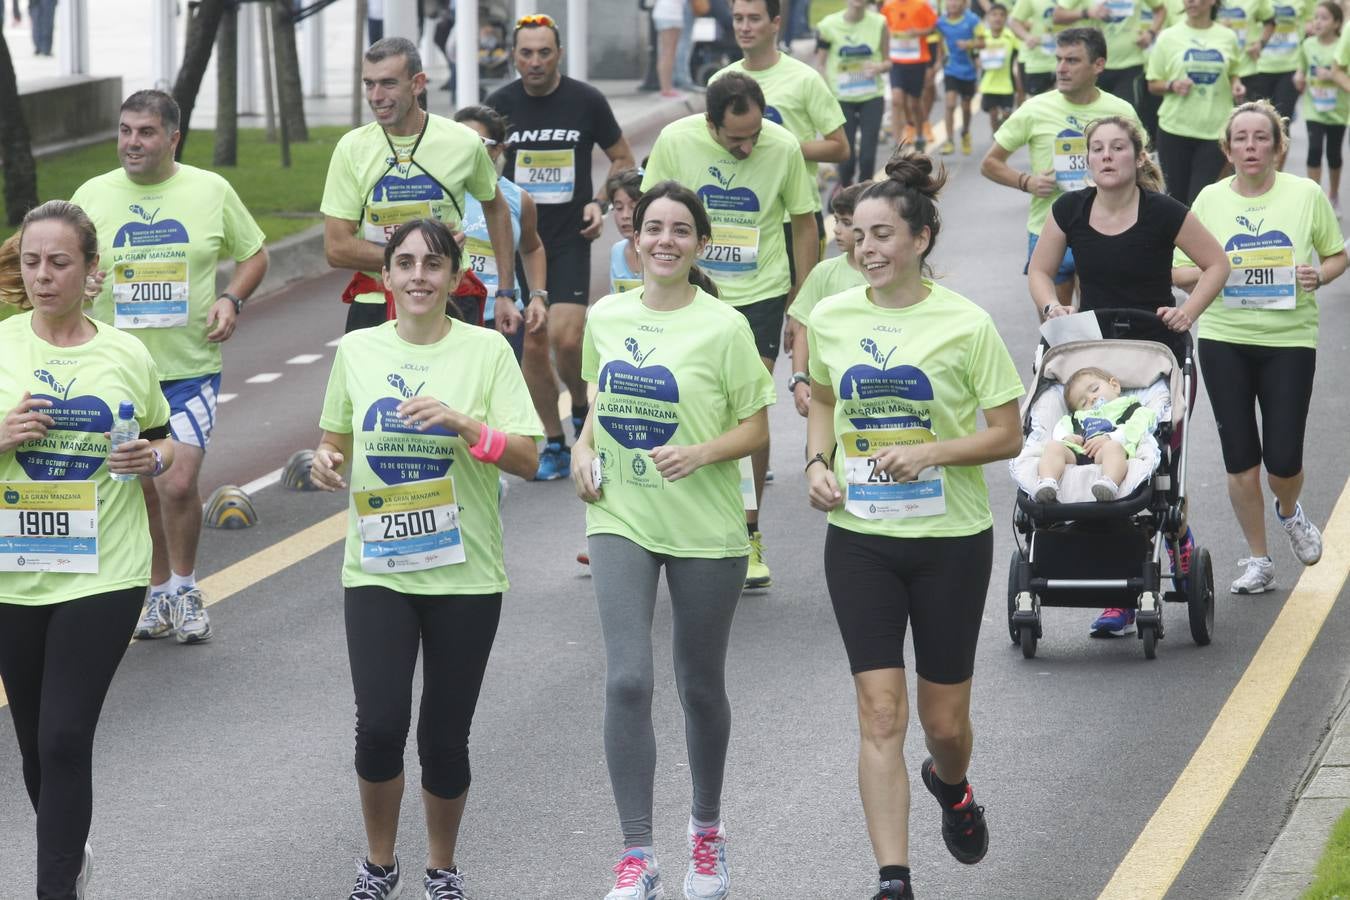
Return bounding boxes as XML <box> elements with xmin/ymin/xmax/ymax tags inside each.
<box><xmin>936</xmin><ymin>0</ymin><xmax>982</xmax><ymax>155</ymax></box>
<box><xmin>452</xmin><ymin>105</ymin><xmax>548</xmax><ymax>339</ymax></box>
<box><xmin>815</xmin><ymin>0</ymin><xmax>890</xmax><ymax>187</ymax></box>
<box><xmin>976</xmin><ymin>4</ymin><xmax>1020</xmax><ymax>133</ymax></box>
<box><xmin>1053</xmin><ymin>0</ymin><xmax>1166</xmax><ymax>115</ymax></box>
<box><xmin>642</xmin><ymin>72</ymin><xmax>820</xmax><ymax>589</ymax></box>
<box><xmin>322</xmin><ymin>38</ymin><xmax>516</xmax><ymax>335</ymax></box>
<box><xmin>1296</xmin><ymin>1</ymin><xmax>1347</xmax><ymax>210</ymax></box>
<box><xmin>980</xmin><ymin>28</ymin><xmax>1138</xmax><ymax>306</ymax></box>
<box><xmin>486</xmin><ymin>13</ymin><xmax>638</xmax><ymax>482</ymax></box>
<box><xmin>804</xmin><ymin>149</ymin><xmax>1024</xmax><ymax>900</ymax></box>
<box><xmin>1145</xmin><ymin>0</ymin><xmax>1246</xmax><ymax>204</ymax></box>
<box><xmin>1174</xmin><ymin>100</ymin><xmax>1346</xmax><ymax>594</ymax></box>
<box><xmin>786</xmin><ymin>181</ymin><xmax>872</xmax><ymax>418</ymax></box>
<box><xmin>882</xmin><ymin>0</ymin><xmax>941</xmax><ymax>150</ymax></box>
<box><xmin>608</xmin><ymin>169</ymin><xmax>645</xmax><ymax>294</ymax></box>
<box><xmin>70</xmin><ymin>89</ymin><xmax>268</xmax><ymax>645</ymax></box>
<box><xmin>309</xmin><ymin>218</ymin><xmax>542</xmax><ymax>900</ymax></box>
<box><xmin>0</xmin><ymin>200</ymin><xmax>175</xmax><ymax>900</ymax></box>
<box><xmin>1217</xmin><ymin>0</ymin><xmax>1273</xmax><ymax>106</ymax></box>
<box><xmin>1250</xmin><ymin>0</ymin><xmax>1304</xmax><ymax>121</ymax></box>
<box><xmin>1010</xmin><ymin>0</ymin><xmax>1062</xmax><ymax>97</ymax></box>
<box><xmin>571</xmin><ymin>180</ymin><xmax>774</xmax><ymax>900</ymax></box>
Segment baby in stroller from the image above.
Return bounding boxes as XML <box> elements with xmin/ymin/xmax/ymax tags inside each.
<box><xmin>1033</xmin><ymin>366</ymin><xmax>1158</xmax><ymax>504</ymax></box>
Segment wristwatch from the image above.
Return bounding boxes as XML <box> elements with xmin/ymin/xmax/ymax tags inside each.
<box><xmin>529</xmin><ymin>289</ymin><xmax>550</xmax><ymax>304</ymax></box>
<box><xmin>494</xmin><ymin>288</ymin><xmax>518</xmax><ymax>301</ymax></box>
<box><xmin>592</xmin><ymin>198</ymin><xmax>612</xmax><ymax>215</ymax></box>
<box><xmin>220</xmin><ymin>291</ymin><xmax>244</xmax><ymax>314</ymax></box>
<box><xmin>789</xmin><ymin>371</ymin><xmax>809</xmax><ymax>390</ymax></box>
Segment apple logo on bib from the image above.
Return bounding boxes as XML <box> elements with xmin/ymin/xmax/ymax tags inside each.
<box><xmin>372</xmin><ymin>173</ymin><xmax>445</xmax><ymax>204</ymax></box>
<box><xmin>16</xmin><ymin>369</ymin><xmax>113</xmax><ymax>480</ymax></box>
<box><xmin>597</xmin><ymin>337</ymin><xmax>680</xmax><ymax>450</ymax></box>
<box><xmin>112</xmin><ymin>204</ymin><xmax>189</xmax><ymax>247</ymax></box>
<box><xmin>1226</xmin><ymin>216</ymin><xmax>1293</xmax><ymax>254</ymax></box>
<box><xmin>839</xmin><ymin>338</ymin><xmax>934</xmax><ymax>430</ymax></box>
<box><xmin>698</xmin><ymin>167</ymin><xmax>761</xmax><ymax>214</ymax></box>
<box><xmin>361</xmin><ymin>373</ymin><xmax>458</xmax><ymax>485</ymax></box>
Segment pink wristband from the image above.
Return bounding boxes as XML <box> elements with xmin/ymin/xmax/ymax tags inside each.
<box><xmin>469</xmin><ymin>424</ymin><xmax>507</xmax><ymax>463</ymax></box>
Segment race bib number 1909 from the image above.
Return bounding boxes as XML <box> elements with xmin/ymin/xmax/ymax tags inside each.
<box><xmin>0</xmin><ymin>481</ymin><xmax>99</xmax><ymax>573</ymax></box>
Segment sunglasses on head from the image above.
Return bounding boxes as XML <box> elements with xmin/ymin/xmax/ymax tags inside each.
<box><xmin>515</xmin><ymin>13</ymin><xmax>556</xmax><ymax>27</ymax></box>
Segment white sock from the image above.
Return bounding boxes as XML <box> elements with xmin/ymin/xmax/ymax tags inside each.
<box><xmin>169</xmin><ymin>571</ymin><xmax>196</xmax><ymax>593</ymax></box>
<box><xmin>691</xmin><ymin>816</ymin><xmax>721</xmax><ymax>831</ymax></box>
<box><xmin>150</xmin><ymin>580</ymin><xmax>171</xmax><ymax>597</ymax></box>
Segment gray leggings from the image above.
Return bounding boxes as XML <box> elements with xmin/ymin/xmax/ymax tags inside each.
<box><xmin>588</xmin><ymin>533</ymin><xmax>748</xmax><ymax>848</ymax></box>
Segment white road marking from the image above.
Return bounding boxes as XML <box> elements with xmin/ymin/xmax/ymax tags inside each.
<box><xmin>246</xmin><ymin>372</ymin><xmax>282</xmax><ymax>384</ymax></box>
<box><xmin>217</xmin><ymin>393</ymin><xmax>238</xmax><ymax>404</ymax></box>
<box><xmin>240</xmin><ymin>467</ymin><xmax>283</xmax><ymax>495</ymax></box>
<box><xmin>286</xmin><ymin>353</ymin><xmax>323</xmax><ymax>365</ymax></box>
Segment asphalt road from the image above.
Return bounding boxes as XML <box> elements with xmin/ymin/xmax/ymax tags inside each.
<box><xmin>2</xmin><ymin>119</ymin><xmax>1350</xmax><ymax>900</ymax></box>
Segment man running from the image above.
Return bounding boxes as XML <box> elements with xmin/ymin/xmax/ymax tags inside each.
<box><xmin>979</xmin><ymin>27</ymin><xmax>1139</xmax><ymax>307</ymax></box>
<box><xmin>642</xmin><ymin>72</ymin><xmax>819</xmax><ymax>589</ymax></box>
<box><xmin>323</xmin><ymin>37</ymin><xmax>516</xmax><ymax>335</ymax></box>
<box><xmin>1053</xmin><ymin>0</ymin><xmax>1165</xmax><ymax>115</ymax></box>
<box><xmin>486</xmin><ymin>13</ymin><xmax>637</xmax><ymax>481</ymax></box>
<box><xmin>71</xmin><ymin>90</ymin><xmax>269</xmax><ymax>644</ymax></box>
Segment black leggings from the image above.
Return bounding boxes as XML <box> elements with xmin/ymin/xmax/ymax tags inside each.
<box><xmin>1243</xmin><ymin>71</ymin><xmax>1300</xmax><ymax>123</ymax></box>
<box><xmin>1156</xmin><ymin>129</ymin><xmax>1226</xmax><ymax>206</ymax></box>
<box><xmin>1198</xmin><ymin>338</ymin><xmax>1316</xmax><ymax>477</ymax></box>
<box><xmin>1307</xmin><ymin>122</ymin><xmax>1345</xmax><ymax>169</ymax></box>
<box><xmin>0</xmin><ymin>587</ymin><xmax>144</xmax><ymax>900</ymax></box>
<box><xmin>839</xmin><ymin>96</ymin><xmax>885</xmax><ymax>186</ymax></box>
<box><xmin>344</xmin><ymin>585</ymin><xmax>502</xmax><ymax>799</ymax></box>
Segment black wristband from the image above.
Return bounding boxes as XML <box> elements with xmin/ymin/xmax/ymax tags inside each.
<box><xmin>805</xmin><ymin>452</ymin><xmax>830</xmax><ymax>472</ymax></box>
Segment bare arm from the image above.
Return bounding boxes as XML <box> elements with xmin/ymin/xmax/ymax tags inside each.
<box><xmin>310</xmin><ymin>430</ymin><xmax>355</xmax><ymax>491</ymax></box>
<box><xmin>1167</xmin><ymin>211</ymin><xmax>1229</xmax><ymax>325</ymax></box>
<box><xmin>518</xmin><ymin>191</ymin><xmax>548</xmax><ymax>334</ymax></box>
<box><xmin>981</xmin><ymin>141</ymin><xmax>1057</xmax><ymax>196</ymax></box>
<box><xmin>1028</xmin><ymin>216</ymin><xmax>1071</xmax><ymax>319</ymax></box>
<box><xmin>206</xmin><ymin>246</ymin><xmax>270</xmax><ymax>342</ymax></box>
<box><xmin>396</xmin><ymin>396</ymin><xmax>539</xmax><ymax>481</ymax></box>
<box><xmin>805</xmin><ymin>378</ymin><xmax>844</xmax><ymax>511</ymax></box>
<box><xmin>649</xmin><ymin>408</ymin><xmax>770</xmax><ymax>481</ymax></box>
<box><xmin>481</xmin><ymin>189</ymin><xmax>516</xmax><ymax>296</ymax></box>
<box><xmin>1009</xmin><ymin>17</ymin><xmax>1034</xmax><ymax>41</ymax></box>
<box><xmin>323</xmin><ymin>215</ymin><xmax>386</xmax><ymax>272</ymax></box>
<box><xmin>802</xmin><ymin>126</ymin><xmax>852</xmax><ymax>164</ymax></box>
<box><xmin>789</xmin><ymin>212</ymin><xmax>820</xmax><ymax>300</ymax></box>
<box><xmin>874</xmin><ymin>399</ymin><xmax>1023</xmax><ymax>481</ymax></box>
<box><xmin>581</xmin><ymin>135</ymin><xmax>639</xmax><ymax>241</ymax></box>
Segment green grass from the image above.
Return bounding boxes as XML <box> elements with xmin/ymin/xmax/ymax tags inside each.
<box><xmin>1304</xmin><ymin>805</ymin><xmax>1350</xmax><ymax>899</ymax></box>
<box><xmin>2</xmin><ymin>125</ymin><xmax>348</xmax><ymax>244</ymax></box>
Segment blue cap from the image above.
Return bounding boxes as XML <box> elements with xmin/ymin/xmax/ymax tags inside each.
<box><xmin>118</xmin><ymin>401</ymin><xmax>135</xmax><ymax>419</ymax></box>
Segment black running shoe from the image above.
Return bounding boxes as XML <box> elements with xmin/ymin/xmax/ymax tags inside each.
<box><xmin>872</xmin><ymin>878</ymin><xmax>914</xmax><ymax>900</ymax></box>
<box><xmin>920</xmin><ymin>757</ymin><xmax>989</xmax><ymax>864</ymax></box>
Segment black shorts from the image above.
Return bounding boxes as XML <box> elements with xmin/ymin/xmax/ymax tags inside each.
<box><xmin>982</xmin><ymin>92</ymin><xmax>1014</xmax><ymax>111</ymax></box>
<box><xmin>945</xmin><ymin>75</ymin><xmax>976</xmax><ymax>98</ymax></box>
<box><xmin>1023</xmin><ymin>70</ymin><xmax>1055</xmax><ymax>96</ymax></box>
<box><xmin>345</xmin><ymin>299</ymin><xmax>387</xmax><ymax>333</ymax></box>
<box><xmin>546</xmin><ymin>241</ymin><xmax>592</xmax><ymax>305</ymax></box>
<box><xmin>1198</xmin><ymin>338</ymin><xmax>1316</xmax><ymax>477</ymax></box>
<box><xmin>1242</xmin><ymin>70</ymin><xmax>1299</xmax><ymax>122</ymax></box>
<box><xmin>890</xmin><ymin>61</ymin><xmax>928</xmax><ymax>98</ymax></box>
<box><xmin>736</xmin><ymin>295</ymin><xmax>788</xmax><ymax>361</ymax></box>
<box><xmin>784</xmin><ymin>211</ymin><xmax>827</xmax><ymax>286</ymax></box>
<box><xmin>824</xmin><ymin>525</ymin><xmax>993</xmax><ymax>684</ymax></box>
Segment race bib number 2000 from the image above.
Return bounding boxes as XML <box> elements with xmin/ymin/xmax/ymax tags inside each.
<box><xmin>112</xmin><ymin>260</ymin><xmax>190</xmax><ymax>329</ymax></box>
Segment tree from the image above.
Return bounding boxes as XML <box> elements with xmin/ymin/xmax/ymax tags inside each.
<box><xmin>271</xmin><ymin>0</ymin><xmax>309</xmax><ymax>144</ymax></box>
<box><xmin>173</xmin><ymin>0</ymin><xmax>228</xmax><ymax>158</ymax></box>
<box><xmin>214</xmin><ymin>1</ymin><xmax>239</xmax><ymax>166</ymax></box>
<box><xmin>0</xmin><ymin>19</ymin><xmax>38</xmax><ymax>225</ymax></box>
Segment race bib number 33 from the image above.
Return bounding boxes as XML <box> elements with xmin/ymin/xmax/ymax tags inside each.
<box><xmin>1053</xmin><ymin>135</ymin><xmax>1088</xmax><ymax>192</ymax></box>
<box><xmin>354</xmin><ymin>478</ymin><xmax>466</xmax><ymax>574</ymax></box>
<box><xmin>0</xmin><ymin>481</ymin><xmax>98</xmax><ymax>573</ymax></box>
<box><xmin>840</xmin><ymin>429</ymin><xmax>945</xmax><ymax>520</ymax></box>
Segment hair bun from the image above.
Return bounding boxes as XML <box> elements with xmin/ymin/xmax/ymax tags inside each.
<box><xmin>883</xmin><ymin>147</ymin><xmax>944</xmax><ymax>199</ymax></box>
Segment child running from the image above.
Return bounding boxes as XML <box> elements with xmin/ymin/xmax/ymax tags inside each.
<box><xmin>1296</xmin><ymin>1</ymin><xmax>1347</xmax><ymax>213</ymax></box>
<box><xmin>937</xmin><ymin>0</ymin><xmax>982</xmax><ymax>154</ymax></box>
<box><xmin>977</xmin><ymin>3</ymin><xmax>1019</xmax><ymax>132</ymax></box>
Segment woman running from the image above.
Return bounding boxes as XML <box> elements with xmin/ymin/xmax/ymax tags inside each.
<box><xmin>570</xmin><ymin>181</ymin><xmax>774</xmax><ymax>900</ymax></box>
<box><xmin>1146</xmin><ymin>0</ymin><xmax>1246</xmax><ymax>204</ymax></box>
<box><xmin>804</xmin><ymin>150</ymin><xmax>1024</xmax><ymax>900</ymax></box>
<box><xmin>1174</xmin><ymin>100</ymin><xmax>1347</xmax><ymax>595</ymax></box>
<box><xmin>0</xmin><ymin>200</ymin><xmax>175</xmax><ymax>900</ymax></box>
<box><xmin>309</xmin><ymin>218</ymin><xmax>542</xmax><ymax>900</ymax></box>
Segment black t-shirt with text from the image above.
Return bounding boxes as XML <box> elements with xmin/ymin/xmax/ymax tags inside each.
<box><xmin>485</xmin><ymin>76</ymin><xmax>623</xmax><ymax>250</ymax></box>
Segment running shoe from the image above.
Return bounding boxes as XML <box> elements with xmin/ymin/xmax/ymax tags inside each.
<box><xmin>764</xmin><ymin>468</ymin><xmax>774</xmax><ymax>484</ymax></box>
<box><xmin>75</xmin><ymin>842</ymin><xmax>92</xmax><ymax>900</ymax></box>
<box><xmin>920</xmin><ymin>757</ymin><xmax>988</xmax><ymax>864</ymax></box>
<box><xmin>961</xmin><ymin>132</ymin><xmax>972</xmax><ymax>155</ymax></box>
<box><xmin>534</xmin><ymin>441</ymin><xmax>570</xmax><ymax>481</ymax></box>
<box><xmin>169</xmin><ymin>586</ymin><xmax>212</xmax><ymax>644</ymax></box>
<box><xmin>577</xmin><ymin>549</ymin><xmax>591</xmax><ymax>565</ymax></box>
<box><xmin>745</xmin><ymin>531</ymin><xmax>772</xmax><ymax>589</ymax></box>
<box><xmin>1231</xmin><ymin>556</ymin><xmax>1275</xmax><ymax>594</ymax></box>
<box><xmin>1090</xmin><ymin>476</ymin><xmax>1118</xmax><ymax>501</ymax></box>
<box><xmin>1278</xmin><ymin>501</ymin><xmax>1323</xmax><ymax>566</ymax></box>
<box><xmin>900</xmin><ymin>124</ymin><xmax>917</xmax><ymax>146</ymax></box>
<box><xmin>133</xmin><ymin>592</ymin><xmax>171</xmax><ymax>640</ymax></box>
<box><xmin>605</xmin><ymin>849</ymin><xmax>663</xmax><ymax>900</ymax></box>
<box><xmin>424</xmin><ymin>865</ymin><xmax>468</xmax><ymax>900</ymax></box>
<box><xmin>939</xmin><ymin>139</ymin><xmax>955</xmax><ymax>155</ymax></box>
<box><xmin>684</xmin><ymin>822</ymin><xmax>730</xmax><ymax>900</ymax></box>
<box><xmin>1090</xmin><ymin>607</ymin><xmax>1136</xmax><ymax>637</ymax></box>
<box><xmin>1032</xmin><ymin>477</ymin><xmax>1058</xmax><ymax>503</ymax></box>
<box><xmin>922</xmin><ymin>122</ymin><xmax>936</xmax><ymax>143</ymax></box>
<box><xmin>1168</xmin><ymin>526</ymin><xmax>1195</xmax><ymax>592</ymax></box>
<box><xmin>872</xmin><ymin>879</ymin><xmax>914</xmax><ymax>900</ymax></box>
<box><xmin>349</xmin><ymin>857</ymin><xmax>402</xmax><ymax>900</ymax></box>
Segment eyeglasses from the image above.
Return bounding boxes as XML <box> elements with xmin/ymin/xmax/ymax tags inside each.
<box><xmin>515</xmin><ymin>13</ymin><xmax>556</xmax><ymax>28</ymax></box>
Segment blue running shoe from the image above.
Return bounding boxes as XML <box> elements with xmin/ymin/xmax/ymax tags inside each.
<box><xmin>1090</xmin><ymin>607</ymin><xmax>1136</xmax><ymax>637</ymax></box>
<box><xmin>534</xmin><ymin>441</ymin><xmax>570</xmax><ymax>481</ymax></box>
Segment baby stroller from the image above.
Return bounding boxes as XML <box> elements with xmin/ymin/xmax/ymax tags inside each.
<box><xmin>1005</xmin><ymin>308</ymin><xmax>1216</xmax><ymax>660</ymax></box>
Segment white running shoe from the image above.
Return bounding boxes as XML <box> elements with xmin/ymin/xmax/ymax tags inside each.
<box><xmin>1279</xmin><ymin>502</ymin><xmax>1323</xmax><ymax>566</ymax></box>
<box><xmin>75</xmin><ymin>842</ymin><xmax>92</xmax><ymax>900</ymax></box>
<box><xmin>1090</xmin><ymin>477</ymin><xmax>1119</xmax><ymax>502</ymax></box>
<box><xmin>132</xmin><ymin>593</ymin><xmax>171</xmax><ymax>640</ymax></box>
<box><xmin>605</xmin><ymin>849</ymin><xmax>663</xmax><ymax>900</ymax></box>
<box><xmin>1032</xmin><ymin>478</ymin><xmax>1058</xmax><ymax>503</ymax></box>
<box><xmin>1231</xmin><ymin>556</ymin><xmax>1275</xmax><ymax>594</ymax></box>
<box><xmin>684</xmin><ymin>822</ymin><xmax>730</xmax><ymax>900</ymax></box>
<box><xmin>350</xmin><ymin>856</ymin><xmax>402</xmax><ymax>900</ymax></box>
<box><xmin>169</xmin><ymin>586</ymin><xmax>213</xmax><ymax>644</ymax></box>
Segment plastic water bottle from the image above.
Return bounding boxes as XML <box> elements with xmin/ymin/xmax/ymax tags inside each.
<box><xmin>108</xmin><ymin>401</ymin><xmax>139</xmax><ymax>482</ymax></box>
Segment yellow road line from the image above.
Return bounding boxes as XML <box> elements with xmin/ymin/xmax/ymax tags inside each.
<box><xmin>1098</xmin><ymin>487</ymin><xmax>1350</xmax><ymax>899</ymax></box>
<box><xmin>0</xmin><ymin>511</ymin><xmax>346</xmax><ymax>711</ymax></box>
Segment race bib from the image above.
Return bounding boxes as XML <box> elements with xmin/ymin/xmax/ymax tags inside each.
<box><xmin>354</xmin><ymin>477</ymin><xmax>465</xmax><ymax>574</ymax></box>
<box><xmin>613</xmin><ymin>278</ymin><xmax>643</xmax><ymax>293</ymax></box>
<box><xmin>841</xmin><ymin>429</ymin><xmax>945</xmax><ymax>520</ymax></box>
<box><xmin>979</xmin><ymin>47</ymin><xmax>1007</xmax><ymax>70</ymax></box>
<box><xmin>1040</xmin><ymin>32</ymin><xmax>1057</xmax><ymax>55</ymax></box>
<box><xmin>1310</xmin><ymin>84</ymin><xmax>1338</xmax><ymax>113</ymax></box>
<box><xmin>516</xmin><ymin>149</ymin><xmax>576</xmax><ymax>204</ymax></box>
<box><xmin>890</xmin><ymin>33</ymin><xmax>922</xmax><ymax>62</ymax></box>
<box><xmin>0</xmin><ymin>481</ymin><xmax>98</xmax><ymax>573</ymax></box>
<box><xmin>363</xmin><ymin>200</ymin><xmax>434</xmax><ymax>244</ymax></box>
<box><xmin>1224</xmin><ymin>247</ymin><xmax>1296</xmax><ymax>309</ymax></box>
<box><xmin>1054</xmin><ymin>134</ymin><xmax>1089</xmax><ymax>192</ymax></box>
<box><xmin>112</xmin><ymin>260</ymin><xmax>189</xmax><ymax>329</ymax></box>
<box><xmin>463</xmin><ymin>235</ymin><xmax>498</xmax><ymax>291</ymax></box>
<box><xmin>1105</xmin><ymin>0</ymin><xmax>1134</xmax><ymax>19</ymax></box>
<box><xmin>1265</xmin><ymin>27</ymin><xmax>1298</xmax><ymax>56</ymax></box>
<box><xmin>836</xmin><ymin>61</ymin><xmax>877</xmax><ymax>98</ymax></box>
<box><xmin>700</xmin><ymin>224</ymin><xmax>759</xmax><ymax>277</ymax></box>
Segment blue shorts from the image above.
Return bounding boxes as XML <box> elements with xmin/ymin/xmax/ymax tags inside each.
<box><xmin>1025</xmin><ymin>231</ymin><xmax>1076</xmax><ymax>285</ymax></box>
<box><xmin>162</xmin><ymin>372</ymin><xmax>222</xmax><ymax>450</ymax></box>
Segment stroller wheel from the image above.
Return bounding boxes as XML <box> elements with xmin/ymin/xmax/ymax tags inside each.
<box><xmin>1019</xmin><ymin>624</ymin><xmax>1038</xmax><ymax>659</ymax></box>
<box><xmin>1140</xmin><ymin>622</ymin><xmax>1158</xmax><ymax>659</ymax></box>
<box><xmin>1186</xmin><ymin>548</ymin><xmax>1215</xmax><ymax>646</ymax></box>
<box><xmin>1006</xmin><ymin>551</ymin><xmax>1021</xmax><ymax>645</ymax></box>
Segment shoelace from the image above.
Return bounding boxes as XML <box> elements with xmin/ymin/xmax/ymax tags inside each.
<box><xmin>1236</xmin><ymin>557</ymin><xmax>1268</xmax><ymax>570</ymax></box>
<box><xmin>425</xmin><ymin>867</ymin><xmax>466</xmax><ymax>900</ymax></box>
<box><xmin>351</xmin><ymin>861</ymin><xmax>396</xmax><ymax>900</ymax></box>
<box><xmin>690</xmin><ymin>830</ymin><xmax>723</xmax><ymax>876</ymax></box>
<box><xmin>1099</xmin><ymin>608</ymin><xmax>1129</xmax><ymax>622</ymax></box>
<box><xmin>174</xmin><ymin>592</ymin><xmax>204</xmax><ymax>626</ymax></box>
<box><xmin>950</xmin><ymin>787</ymin><xmax>985</xmax><ymax>835</ymax></box>
<box><xmin>612</xmin><ymin>853</ymin><xmax>650</xmax><ymax>889</ymax></box>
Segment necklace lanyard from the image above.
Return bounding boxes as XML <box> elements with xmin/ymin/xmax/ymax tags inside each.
<box><xmin>360</xmin><ymin>109</ymin><xmax>464</xmax><ymax>230</ymax></box>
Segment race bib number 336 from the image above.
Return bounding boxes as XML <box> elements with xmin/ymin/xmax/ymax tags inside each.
<box><xmin>0</xmin><ymin>481</ymin><xmax>99</xmax><ymax>573</ymax></box>
<box><xmin>354</xmin><ymin>478</ymin><xmax>465</xmax><ymax>574</ymax></box>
